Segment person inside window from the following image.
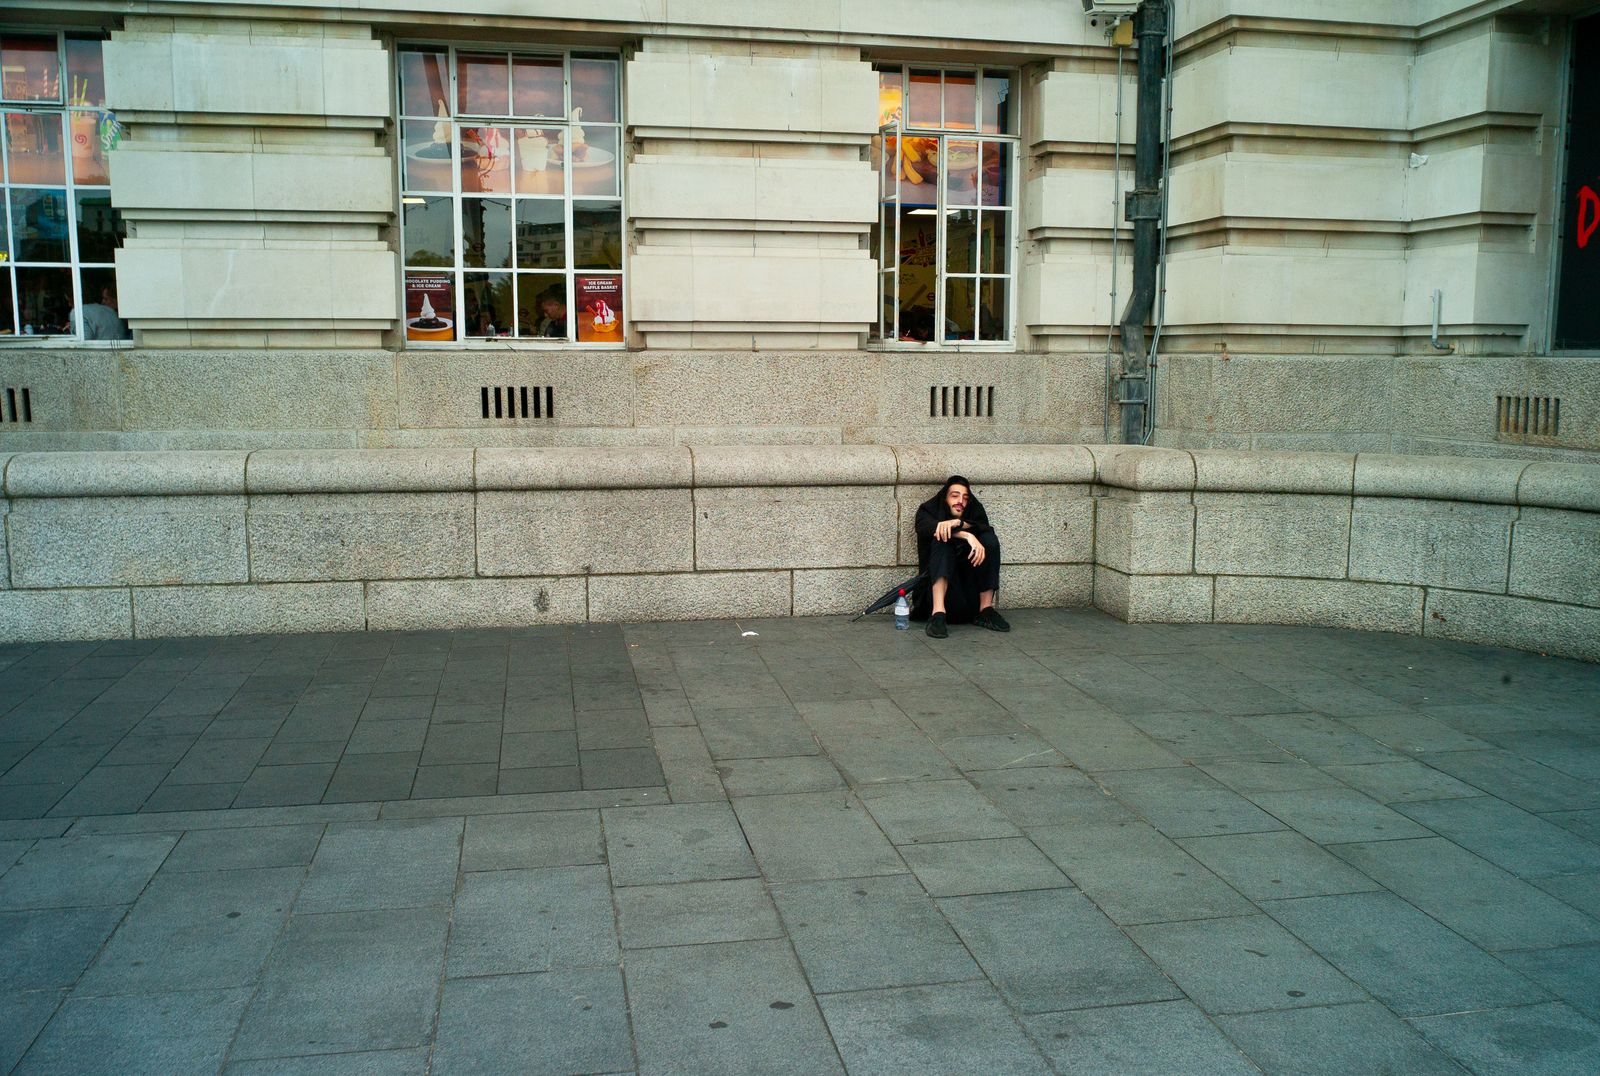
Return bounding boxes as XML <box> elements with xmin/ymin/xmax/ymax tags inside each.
<box><xmin>536</xmin><ymin>286</ymin><xmax>567</xmax><ymax>338</ymax></box>
<box><xmin>911</xmin><ymin>475</ymin><xmax>1010</xmax><ymax>638</ymax></box>
<box><xmin>69</xmin><ymin>283</ymin><xmax>132</xmax><ymax>341</ymax></box>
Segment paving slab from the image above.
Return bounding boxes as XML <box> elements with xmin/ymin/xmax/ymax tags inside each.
<box><xmin>899</xmin><ymin>837</ymin><xmax>1072</xmax><ymax>897</ymax></box>
<box><xmin>1022</xmin><ymin>999</ymin><xmax>1259</xmax><ymax>1075</ymax></box>
<box><xmin>0</xmin><ymin>833</ymin><xmax>177</xmax><ymax>909</ymax></box>
<box><xmin>1098</xmin><ymin>765</ymin><xmax>1288</xmax><ymax>838</ymax></box>
<box><xmin>445</xmin><ymin>865</ymin><xmax>616</xmax><ymax>977</ymax></box>
<box><xmin>1177</xmin><ymin>830</ymin><xmax>1381</xmax><ymax>901</ymax></box>
<box><xmin>857</xmin><ymin>779</ymin><xmax>1021</xmax><ymax>844</ymax></box>
<box><xmin>1217</xmin><ymin>1001</ymin><xmax>1466</xmax><ymax>1075</ymax></box>
<box><xmin>967</xmin><ymin>766</ymin><xmax>1136</xmax><ymax>828</ymax></box>
<box><xmin>14</xmin><ymin>987</ymin><xmax>253</xmax><ymax>1076</ymax></box>
<box><xmin>294</xmin><ymin>817</ymin><xmax>461</xmax><ymax>913</ymax></box>
<box><xmin>1246</xmin><ymin>786</ymin><xmax>1434</xmax><ymax>844</ymax></box>
<box><xmin>616</xmin><ymin>878</ymin><xmax>784</xmax><ymax>949</ymax></box>
<box><xmin>732</xmin><ymin>791</ymin><xmax>906</xmax><ymax>882</ymax></box>
<box><xmin>460</xmin><ymin>809</ymin><xmax>602</xmax><ymax>872</ymax></box>
<box><xmin>602</xmin><ymin>802</ymin><xmax>756</xmax><ymax>886</ymax></box>
<box><xmin>1409</xmin><ymin>1002</ymin><xmax>1600</xmax><ymax>1076</ymax></box>
<box><xmin>1498</xmin><ymin>944</ymin><xmax>1600</xmax><ymax>1022</ymax></box>
<box><xmin>432</xmin><ymin>968</ymin><xmax>633</xmax><ymax>1075</ymax></box>
<box><xmin>819</xmin><ymin>981</ymin><xmax>1051</xmax><ymax>1076</ymax></box>
<box><xmin>1</xmin><ymin>906</ymin><xmax>126</xmax><ymax>991</ymax></box>
<box><xmin>1395</xmin><ymin>796</ymin><xmax>1600</xmax><ymax>878</ymax></box>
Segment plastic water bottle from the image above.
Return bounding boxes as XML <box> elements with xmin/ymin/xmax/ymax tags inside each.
<box><xmin>893</xmin><ymin>592</ymin><xmax>910</xmax><ymax>631</ymax></box>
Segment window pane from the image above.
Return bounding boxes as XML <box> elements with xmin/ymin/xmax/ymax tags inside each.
<box><xmin>462</xmin><ymin>198</ymin><xmax>513</xmax><ymax>269</ymax></box>
<box><xmin>75</xmin><ymin>190</ymin><xmax>122</xmax><ymax>263</ymax></box>
<box><xmin>573</xmin><ymin>201</ymin><xmax>621</xmax><ymax>269</ymax></box>
<box><xmin>979</xmin><ymin>278</ymin><xmax>1008</xmax><ymax>341</ymax></box>
<box><xmin>899</xmin><ymin>136</ymin><xmax>937</xmax><ymax>207</ymax></box>
<box><xmin>520</xmin><ymin>273</ymin><xmax>565</xmax><ymax>338</ymax></box>
<box><xmin>75</xmin><ymin>266</ymin><xmax>128</xmax><ymax>340</ymax></box>
<box><xmin>399</xmin><ymin>49</ymin><xmax>449</xmax><ymax>118</ymax></box>
<box><xmin>571</xmin><ymin>58</ymin><xmax>618</xmax><ymax>123</ymax></box>
<box><xmin>0</xmin><ymin>198</ymin><xmax>8</xmax><ymax>261</ymax></box>
<box><xmin>403</xmin><ymin>196</ymin><xmax>454</xmax><ymax>267</ymax></box>
<box><xmin>908</xmin><ymin>70</ymin><xmax>940</xmax><ymax>127</ymax></box>
<box><xmin>881</xmin><ymin>133</ymin><xmax>899</xmax><ymax>197</ymax></box>
<box><xmin>463</xmin><ymin>272</ymin><xmax>512</xmax><ymax>336</ymax></box>
<box><xmin>11</xmin><ymin>189</ymin><xmax>69</xmax><ymax>262</ymax></box>
<box><xmin>574</xmin><ymin>274</ymin><xmax>622</xmax><ymax>342</ymax></box>
<box><xmin>515</xmin><ymin>199</ymin><xmax>565</xmax><ymax>269</ymax></box>
<box><xmin>65</xmin><ymin>37</ymin><xmax>105</xmax><ymax>108</ymax></box>
<box><xmin>460</xmin><ymin>125</ymin><xmax>512</xmax><ymax>194</ymax></box>
<box><xmin>16</xmin><ymin>266</ymin><xmax>71</xmax><ymax>334</ymax></box>
<box><xmin>401</xmin><ymin>120</ymin><xmax>451</xmax><ymax>192</ymax></box>
<box><xmin>982</xmin><ymin>141</ymin><xmax>1010</xmax><ymax>207</ymax></box>
<box><xmin>896</xmin><ymin>206</ymin><xmax>937</xmax><ymax>342</ymax></box>
<box><xmin>458</xmin><ymin>53</ymin><xmax>510</xmax><ymax>116</ymax></box>
<box><xmin>877</xmin><ymin>68</ymin><xmax>903</xmax><ymax>126</ymax></box>
<box><xmin>981</xmin><ymin>72</ymin><xmax>1012</xmax><ymax>135</ymax></box>
<box><xmin>980</xmin><ymin>210</ymin><xmax>1008</xmax><ymax>274</ymax></box>
<box><xmin>944</xmin><ymin>277</ymin><xmax>975</xmax><ymax>341</ymax></box>
<box><xmin>69</xmin><ymin>110</ymin><xmax>110</xmax><ymax>185</ymax></box>
<box><xmin>946</xmin><ymin>138</ymin><xmax>978</xmax><ymax>208</ymax></box>
<box><xmin>513</xmin><ymin>126</ymin><xmax>564</xmax><ymax>196</ymax></box>
<box><xmin>513</xmin><ymin>56</ymin><xmax>564</xmax><ymax>118</ymax></box>
<box><xmin>570</xmin><ymin>126</ymin><xmax>619</xmax><ymax>197</ymax></box>
<box><xmin>879</xmin><ymin>271</ymin><xmax>895</xmax><ymax>340</ymax></box>
<box><xmin>405</xmin><ymin>271</ymin><xmax>456</xmax><ymax>341</ymax></box>
<box><xmin>6</xmin><ymin>111</ymin><xmax>66</xmax><ymax>185</ymax></box>
<box><xmin>0</xmin><ymin>270</ymin><xmax>13</xmax><ymax>334</ymax></box>
<box><xmin>945</xmin><ymin>209</ymin><xmax>976</xmax><ymax>274</ymax></box>
<box><xmin>944</xmin><ymin>71</ymin><xmax>975</xmax><ymax>131</ymax></box>
<box><xmin>1</xmin><ymin>35</ymin><xmax>60</xmax><ymax>104</ymax></box>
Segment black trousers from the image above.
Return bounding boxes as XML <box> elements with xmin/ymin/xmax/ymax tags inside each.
<box><xmin>915</xmin><ymin>533</ymin><xmax>1001</xmax><ymax>624</ymax></box>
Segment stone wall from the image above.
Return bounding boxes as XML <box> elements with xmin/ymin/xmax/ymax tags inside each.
<box><xmin>1</xmin><ymin>444</ymin><xmax>1595</xmax><ymax>662</ymax></box>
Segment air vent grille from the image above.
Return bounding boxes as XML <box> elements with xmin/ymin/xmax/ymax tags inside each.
<box><xmin>481</xmin><ymin>385</ymin><xmax>555</xmax><ymax>421</ymax></box>
<box><xmin>1496</xmin><ymin>394</ymin><xmax>1560</xmax><ymax>439</ymax></box>
<box><xmin>929</xmin><ymin>384</ymin><xmax>995</xmax><ymax>419</ymax></box>
<box><xmin>2</xmin><ymin>387</ymin><xmax>32</xmax><ymax>424</ymax></box>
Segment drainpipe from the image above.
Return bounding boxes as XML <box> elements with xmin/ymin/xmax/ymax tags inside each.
<box><xmin>1117</xmin><ymin>0</ymin><xmax>1170</xmax><ymax>444</ymax></box>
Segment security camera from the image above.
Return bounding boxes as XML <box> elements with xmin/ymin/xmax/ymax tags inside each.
<box><xmin>1082</xmin><ymin>0</ymin><xmax>1142</xmax><ymax>14</ymax></box>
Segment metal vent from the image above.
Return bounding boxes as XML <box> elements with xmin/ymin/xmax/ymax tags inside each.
<box><xmin>481</xmin><ymin>385</ymin><xmax>555</xmax><ymax>421</ymax></box>
<box><xmin>1496</xmin><ymin>394</ymin><xmax>1560</xmax><ymax>439</ymax></box>
<box><xmin>929</xmin><ymin>384</ymin><xmax>995</xmax><ymax>419</ymax></box>
<box><xmin>2</xmin><ymin>387</ymin><xmax>32</xmax><ymax>424</ymax></box>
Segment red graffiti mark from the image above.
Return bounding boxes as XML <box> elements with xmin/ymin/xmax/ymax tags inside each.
<box><xmin>1579</xmin><ymin>184</ymin><xmax>1600</xmax><ymax>250</ymax></box>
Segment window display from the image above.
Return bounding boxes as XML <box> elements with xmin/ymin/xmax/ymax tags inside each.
<box><xmin>398</xmin><ymin>45</ymin><xmax>624</xmax><ymax>345</ymax></box>
<box><xmin>0</xmin><ymin>31</ymin><xmax>123</xmax><ymax>339</ymax></box>
<box><xmin>870</xmin><ymin>64</ymin><xmax>1015</xmax><ymax>347</ymax></box>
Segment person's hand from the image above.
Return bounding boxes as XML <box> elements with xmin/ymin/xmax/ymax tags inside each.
<box><xmin>964</xmin><ymin>532</ymin><xmax>985</xmax><ymax>566</ymax></box>
<box><xmin>935</xmin><ymin>519</ymin><xmax>961</xmax><ymax>542</ymax></box>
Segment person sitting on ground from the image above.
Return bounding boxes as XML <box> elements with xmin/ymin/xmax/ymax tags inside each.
<box><xmin>911</xmin><ymin>475</ymin><xmax>1010</xmax><ymax>638</ymax></box>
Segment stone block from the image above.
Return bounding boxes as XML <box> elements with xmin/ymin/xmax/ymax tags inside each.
<box><xmin>1093</xmin><ymin>491</ymin><xmax>1196</xmax><ymax>576</ymax></box>
<box><xmin>9</xmin><ymin>495</ymin><xmax>248</xmax><ymax>587</ymax></box>
<box><xmin>588</xmin><ymin>572</ymin><xmax>791</xmax><ymax>622</ymax></box>
<box><xmin>1509</xmin><ymin>507</ymin><xmax>1600</xmax><ymax>607</ymax></box>
<box><xmin>477</xmin><ymin>448</ymin><xmax>692</xmax><ymax>490</ymax></box>
<box><xmin>958</xmin><ymin>484</ymin><xmax>1095</xmax><ymax>566</ymax></box>
<box><xmin>117</xmin><ymin>248</ymin><xmax>397</xmax><ymax>323</ymax></box>
<box><xmin>1194</xmin><ymin>492</ymin><xmax>1351</xmax><ymax>579</ymax></box>
<box><xmin>1214</xmin><ymin>577</ymin><xmax>1424</xmax><ymax>635</ymax></box>
<box><xmin>696</xmin><ymin>485</ymin><xmax>897</xmax><ymax>570</ymax></box>
<box><xmin>632</xmin><ymin>352</ymin><xmax>881</xmax><ymax>431</ymax></box>
<box><xmin>1519</xmin><ymin>462</ymin><xmax>1600</xmax><ymax>513</ymax></box>
<box><xmin>1354</xmin><ymin>454</ymin><xmax>1525</xmax><ymax>505</ymax></box>
<box><xmin>6</xmin><ymin>451</ymin><xmax>247</xmax><ymax>497</ymax></box>
<box><xmin>247</xmin><ymin>449</ymin><xmax>474</xmax><ymax>493</ymax></box>
<box><xmin>478</xmin><ymin>489</ymin><xmax>693</xmax><ymax>576</ymax></box>
<box><xmin>1094</xmin><ymin>567</ymin><xmax>1214</xmax><ymax>624</ymax></box>
<box><xmin>1090</xmin><ymin>446</ymin><xmax>1197</xmax><ymax>492</ymax></box>
<box><xmin>893</xmin><ymin>445</ymin><xmax>1095</xmax><ymax>486</ymax></box>
<box><xmin>367</xmin><ymin>578</ymin><xmax>587</xmax><ymax>631</ymax></box>
<box><xmin>693</xmin><ymin>445</ymin><xmax>894</xmax><ymax>488</ymax></box>
<box><xmin>395</xmin><ymin>350</ymin><xmax>634</xmax><ymax>429</ymax></box>
<box><xmin>1192</xmin><ymin>450</ymin><xmax>1355</xmax><ymax>495</ymax></box>
<box><xmin>132</xmin><ymin>582</ymin><xmax>364</xmax><ymax>638</ymax></box>
<box><xmin>793</xmin><ymin>568</ymin><xmax>914</xmax><ymax>617</ymax></box>
<box><xmin>0</xmin><ymin>349</ymin><xmax>121</xmax><ymax>433</ymax></box>
<box><xmin>118</xmin><ymin>351</ymin><xmax>398</xmax><ymax>432</ymax></box>
<box><xmin>248</xmin><ymin>493</ymin><xmax>474</xmax><ymax>582</ymax></box>
<box><xmin>0</xmin><ymin>588</ymin><xmax>132</xmax><ymax>643</ymax></box>
<box><xmin>1349</xmin><ymin>497</ymin><xmax>1514</xmax><ymax>592</ymax></box>
<box><xmin>1002</xmin><ymin>564</ymin><xmax>1095</xmax><ymax>609</ymax></box>
<box><xmin>1423</xmin><ymin>589</ymin><xmax>1600</xmax><ymax>663</ymax></box>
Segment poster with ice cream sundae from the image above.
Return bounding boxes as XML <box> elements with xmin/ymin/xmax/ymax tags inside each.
<box><xmin>405</xmin><ymin>274</ymin><xmax>455</xmax><ymax>341</ymax></box>
<box><xmin>574</xmin><ymin>276</ymin><xmax>622</xmax><ymax>342</ymax></box>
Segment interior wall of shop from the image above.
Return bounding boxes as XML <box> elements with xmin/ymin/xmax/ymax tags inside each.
<box><xmin>0</xmin><ymin>0</ymin><xmax>1597</xmax><ymax>460</ymax></box>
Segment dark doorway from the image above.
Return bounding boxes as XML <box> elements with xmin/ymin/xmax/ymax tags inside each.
<box><xmin>1556</xmin><ymin>13</ymin><xmax>1600</xmax><ymax>348</ymax></box>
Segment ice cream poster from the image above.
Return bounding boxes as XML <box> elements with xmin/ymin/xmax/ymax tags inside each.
<box><xmin>405</xmin><ymin>274</ymin><xmax>455</xmax><ymax>341</ymax></box>
<box><xmin>575</xmin><ymin>275</ymin><xmax>622</xmax><ymax>342</ymax></box>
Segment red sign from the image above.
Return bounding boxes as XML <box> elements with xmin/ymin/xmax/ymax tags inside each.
<box><xmin>575</xmin><ymin>275</ymin><xmax>622</xmax><ymax>343</ymax></box>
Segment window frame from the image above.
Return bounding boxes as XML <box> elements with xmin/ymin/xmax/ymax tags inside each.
<box><xmin>869</xmin><ymin>62</ymin><xmax>1020</xmax><ymax>352</ymax></box>
<box><xmin>0</xmin><ymin>27</ymin><xmax>127</xmax><ymax>348</ymax></box>
<box><xmin>394</xmin><ymin>40</ymin><xmax>627</xmax><ymax>350</ymax></box>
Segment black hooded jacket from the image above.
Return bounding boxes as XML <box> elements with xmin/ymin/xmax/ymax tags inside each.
<box><xmin>913</xmin><ymin>475</ymin><xmax>992</xmax><ymax>576</ymax></box>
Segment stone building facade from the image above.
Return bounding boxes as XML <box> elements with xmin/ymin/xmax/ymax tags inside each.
<box><xmin>0</xmin><ymin>0</ymin><xmax>1595</xmax><ymax>458</ymax></box>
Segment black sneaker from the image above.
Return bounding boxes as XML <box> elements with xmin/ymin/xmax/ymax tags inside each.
<box><xmin>926</xmin><ymin>613</ymin><xmax>948</xmax><ymax>639</ymax></box>
<box><xmin>975</xmin><ymin>608</ymin><xmax>1011</xmax><ymax>633</ymax></box>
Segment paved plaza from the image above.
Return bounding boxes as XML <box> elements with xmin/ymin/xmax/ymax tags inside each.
<box><xmin>0</xmin><ymin>608</ymin><xmax>1598</xmax><ymax>1074</ymax></box>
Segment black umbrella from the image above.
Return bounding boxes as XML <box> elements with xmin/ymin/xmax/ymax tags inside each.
<box><xmin>851</xmin><ymin>572</ymin><xmax>927</xmax><ymax>622</ymax></box>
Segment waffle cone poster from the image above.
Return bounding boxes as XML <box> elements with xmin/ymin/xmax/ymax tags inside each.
<box><xmin>575</xmin><ymin>276</ymin><xmax>622</xmax><ymax>342</ymax></box>
<box><xmin>405</xmin><ymin>275</ymin><xmax>454</xmax><ymax>341</ymax></box>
